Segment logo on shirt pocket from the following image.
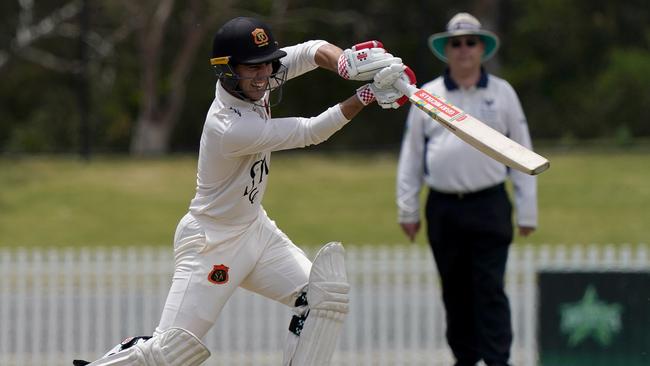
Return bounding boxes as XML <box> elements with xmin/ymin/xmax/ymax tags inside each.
<box><xmin>208</xmin><ymin>264</ymin><xmax>230</xmax><ymax>285</ymax></box>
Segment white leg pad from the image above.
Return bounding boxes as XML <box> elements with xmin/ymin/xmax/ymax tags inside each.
<box><xmin>284</xmin><ymin>242</ymin><xmax>350</xmax><ymax>366</ymax></box>
<box><xmin>88</xmin><ymin>328</ymin><xmax>210</xmax><ymax>366</ymax></box>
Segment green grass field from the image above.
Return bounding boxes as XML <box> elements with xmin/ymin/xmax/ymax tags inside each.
<box><xmin>1</xmin><ymin>150</ymin><xmax>648</xmax><ymax>247</ymax></box>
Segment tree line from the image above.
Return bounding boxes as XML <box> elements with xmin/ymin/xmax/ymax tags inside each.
<box><xmin>1</xmin><ymin>0</ymin><xmax>649</xmax><ymax>155</ymax></box>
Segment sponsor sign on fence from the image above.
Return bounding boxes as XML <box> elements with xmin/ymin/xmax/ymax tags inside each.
<box><xmin>538</xmin><ymin>271</ymin><xmax>650</xmax><ymax>366</ymax></box>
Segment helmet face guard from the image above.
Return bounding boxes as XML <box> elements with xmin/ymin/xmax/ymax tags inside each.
<box><xmin>211</xmin><ymin>58</ymin><xmax>288</xmax><ymax>107</ymax></box>
<box><xmin>211</xmin><ymin>17</ymin><xmax>288</xmax><ymax>106</ymax></box>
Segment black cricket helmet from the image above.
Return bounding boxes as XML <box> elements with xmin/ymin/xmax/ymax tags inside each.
<box><xmin>210</xmin><ymin>17</ymin><xmax>288</xmax><ymax>104</ymax></box>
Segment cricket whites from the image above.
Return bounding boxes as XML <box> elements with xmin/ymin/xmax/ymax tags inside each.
<box><xmin>394</xmin><ymin>78</ymin><xmax>550</xmax><ymax>175</ymax></box>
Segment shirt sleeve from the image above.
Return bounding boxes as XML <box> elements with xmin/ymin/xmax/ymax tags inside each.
<box><xmin>280</xmin><ymin>40</ymin><xmax>328</xmax><ymax>81</ymax></box>
<box><xmin>396</xmin><ymin>104</ymin><xmax>426</xmax><ymax>223</ymax></box>
<box><xmin>221</xmin><ymin>104</ymin><xmax>349</xmax><ymax>157</ymax></box>
<box><xmin>503</xmin><ymin>82</ymin><xmax>538</xmax><ymax>228</ymax></box>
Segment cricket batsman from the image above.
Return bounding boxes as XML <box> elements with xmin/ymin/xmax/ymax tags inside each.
<box><xmin>74</xmin><ymin>16</ymin><xmax>415</xmax><ymax>366</ymax></box>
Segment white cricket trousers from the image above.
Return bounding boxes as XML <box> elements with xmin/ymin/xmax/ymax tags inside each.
<box><xmin>155</xmin><ymin>212</ymin><xmax>312</xmax><ymax>339</ymax></box>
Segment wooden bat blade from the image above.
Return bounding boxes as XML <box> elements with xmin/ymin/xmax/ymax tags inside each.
<box><xmin>394</xmin><ymin>79</ymin><xmax>550</xmax><ymax>175</ymax></box>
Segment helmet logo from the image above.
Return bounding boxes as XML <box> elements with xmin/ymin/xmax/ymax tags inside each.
<box><xmin>251</xmin><ymin>28</ymin><xmax>269</xmax><ymax>47</ymax></box>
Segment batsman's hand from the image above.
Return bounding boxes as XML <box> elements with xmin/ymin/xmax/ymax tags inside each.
<box><xmin>338</xmin><ymin>40</ymin><xmax>402</xmax><ymax>81</ymax></box>
<box><xmin>355</xmin><ymin>64</ymin><xmax>417</xmax><ymax>109</ymax></box>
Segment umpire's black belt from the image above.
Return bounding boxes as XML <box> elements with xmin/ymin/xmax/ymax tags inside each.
<box><xmin>429</xmin><ymin>183</ymin><xmax>505</xmax><ymax>200</ymax></box>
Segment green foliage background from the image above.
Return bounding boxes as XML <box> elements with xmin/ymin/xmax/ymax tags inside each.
<box><xmin>1</xmin><ymin>0</ymin><xmax>650</xmax><ymax>153</ymax></box>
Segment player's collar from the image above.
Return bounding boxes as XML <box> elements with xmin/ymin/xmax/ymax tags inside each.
<box><xmin>443</xmin><ymin>67</ymin><xmax>488</xmax><ymax>91</ymax></box>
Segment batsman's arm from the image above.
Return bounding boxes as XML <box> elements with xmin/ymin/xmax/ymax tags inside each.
<box><xmin>312</xmin><ymin>40</ymin><xmax>403</xmax><ymax>79</ymax></box>
<box><xmin>310</xmin><ymin>41</ymin><xmax>411</xmax><ymax>119</ymax></box>
<box><xmin>339</xmin><ymin>94</ymin><xmax>365</xmax><ymax>120</ymax></box>
<box><xmin>314</xmin><ymin>43</ymin><xmax>344</xmax><ymax>72</ymax></box>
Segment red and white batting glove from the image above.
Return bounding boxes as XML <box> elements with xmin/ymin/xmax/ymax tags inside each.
<box><xmin>338</xmin><ymin>40</ymin><xmax>402</xmax><ymax>81</ymax></box>
<box><xmin>355</xmin><ymin>64</ymin><xmax>417</xmax><ymax>109</ymax></box>
<box><xmin>375</xmin><ymin>64</ymin><xmax>417</xmax><ymax>109</ymax></box>
<box><xmin>355</xmin><ymin>84</ymin><xmax>377</xmax><ymax>106</ymax></box>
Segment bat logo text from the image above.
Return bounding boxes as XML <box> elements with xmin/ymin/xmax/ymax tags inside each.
<box><xmin>414</xmin><ymin>90</ymin><xmax>461</xmax><ymax>118</ymax></box>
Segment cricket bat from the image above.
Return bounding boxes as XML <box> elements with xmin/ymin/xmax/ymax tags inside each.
<box><xmin>393</xmin><ymin>78</ymin><xmax>550</xmax><ymax>175</ymax></box>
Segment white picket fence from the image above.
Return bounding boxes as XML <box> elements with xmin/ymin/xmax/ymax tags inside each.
<box><xmin>0</xmin><ymin>243</ymin><xmax>648</xmax><ymax>366</ymax></box>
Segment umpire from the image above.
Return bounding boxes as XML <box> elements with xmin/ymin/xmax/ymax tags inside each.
<box><xmin>396</xmin><ymin>13</ymin><xmax>538</xmax><ymax>366</ymax></box>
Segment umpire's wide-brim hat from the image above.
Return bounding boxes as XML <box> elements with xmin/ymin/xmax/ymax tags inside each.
<box><xmin>428</xmin><ymin>12</ymin><xmax>500</xmax><ymax>63</ymax></box>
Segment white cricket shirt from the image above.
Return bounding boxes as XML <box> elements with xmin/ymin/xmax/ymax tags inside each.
<box><xmin>189</xmin><ymin>40</ymin><xmax>350</xmax><ymax>243</ymax></box>
<box><xmin>397</xmin><ymin>70</ymin><xmax>538</xmax><ymax>228</ymax></box>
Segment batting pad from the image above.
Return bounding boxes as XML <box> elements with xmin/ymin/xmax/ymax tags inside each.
<box><xmin>88</xmin><ymin>327</ymin><xmax>210</xmax><ymax>366</ymax></box>
<box><xmin>284</xmin><ymin>242</ymin><xmax>350</xmax><ymax>366</ymax></box>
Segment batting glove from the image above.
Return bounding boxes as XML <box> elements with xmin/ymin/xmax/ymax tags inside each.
<box><xmin>338</xmin><ymin>40</ymin><xmax>402</xmax><ymax>81</ymax></box>
<box><xmin>355</xmin><ymin>64</ymin><xmax>417</xmax><ymax>109</ymax></box>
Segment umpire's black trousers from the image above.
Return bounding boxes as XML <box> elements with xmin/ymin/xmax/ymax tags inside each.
<box><xmin>425</xmin><ymin>183</ymin><xmax>513</xmax><ymax>366</ymax></box>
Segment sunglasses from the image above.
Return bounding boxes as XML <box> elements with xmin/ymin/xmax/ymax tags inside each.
<box><xmin>449</xmin><ymin>38</ymin><xmax>479</xmax><ymax>48</ymax></box>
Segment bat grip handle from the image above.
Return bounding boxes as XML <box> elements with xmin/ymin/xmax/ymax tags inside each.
<box><xmin>352</xmin><ymin>40</ymin><xmax>384</xmax><ymax>51</ymax></box>
<box><xmin>393</xmin><ymin>78</ymin><xmax>417</xmax><ymax>97</ymax></box>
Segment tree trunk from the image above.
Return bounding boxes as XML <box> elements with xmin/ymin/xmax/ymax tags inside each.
<box><xmin>130</xmin><ymin>116</ymin><xmax>174</xmax><ymax>155</ymax></box>
<box><xmin>128</xmin><ymin>0</ymin><xmax>219</xmax><ymax>156</ymax></box>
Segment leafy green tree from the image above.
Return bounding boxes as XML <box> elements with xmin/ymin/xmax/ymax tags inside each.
<box><xmin>501</xmin><ymin>0</ymin><xmax>650</xmax><ymax>140</ymax></box>
<box><xmin>588</xmin><ymin>49</ymin><xmax>650</xmax><ymax>141</ymax></box>
<box><xmin>2</xmin><ymin>0</ymin><xmax>650</xmax><ymax>154</ymax></box>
